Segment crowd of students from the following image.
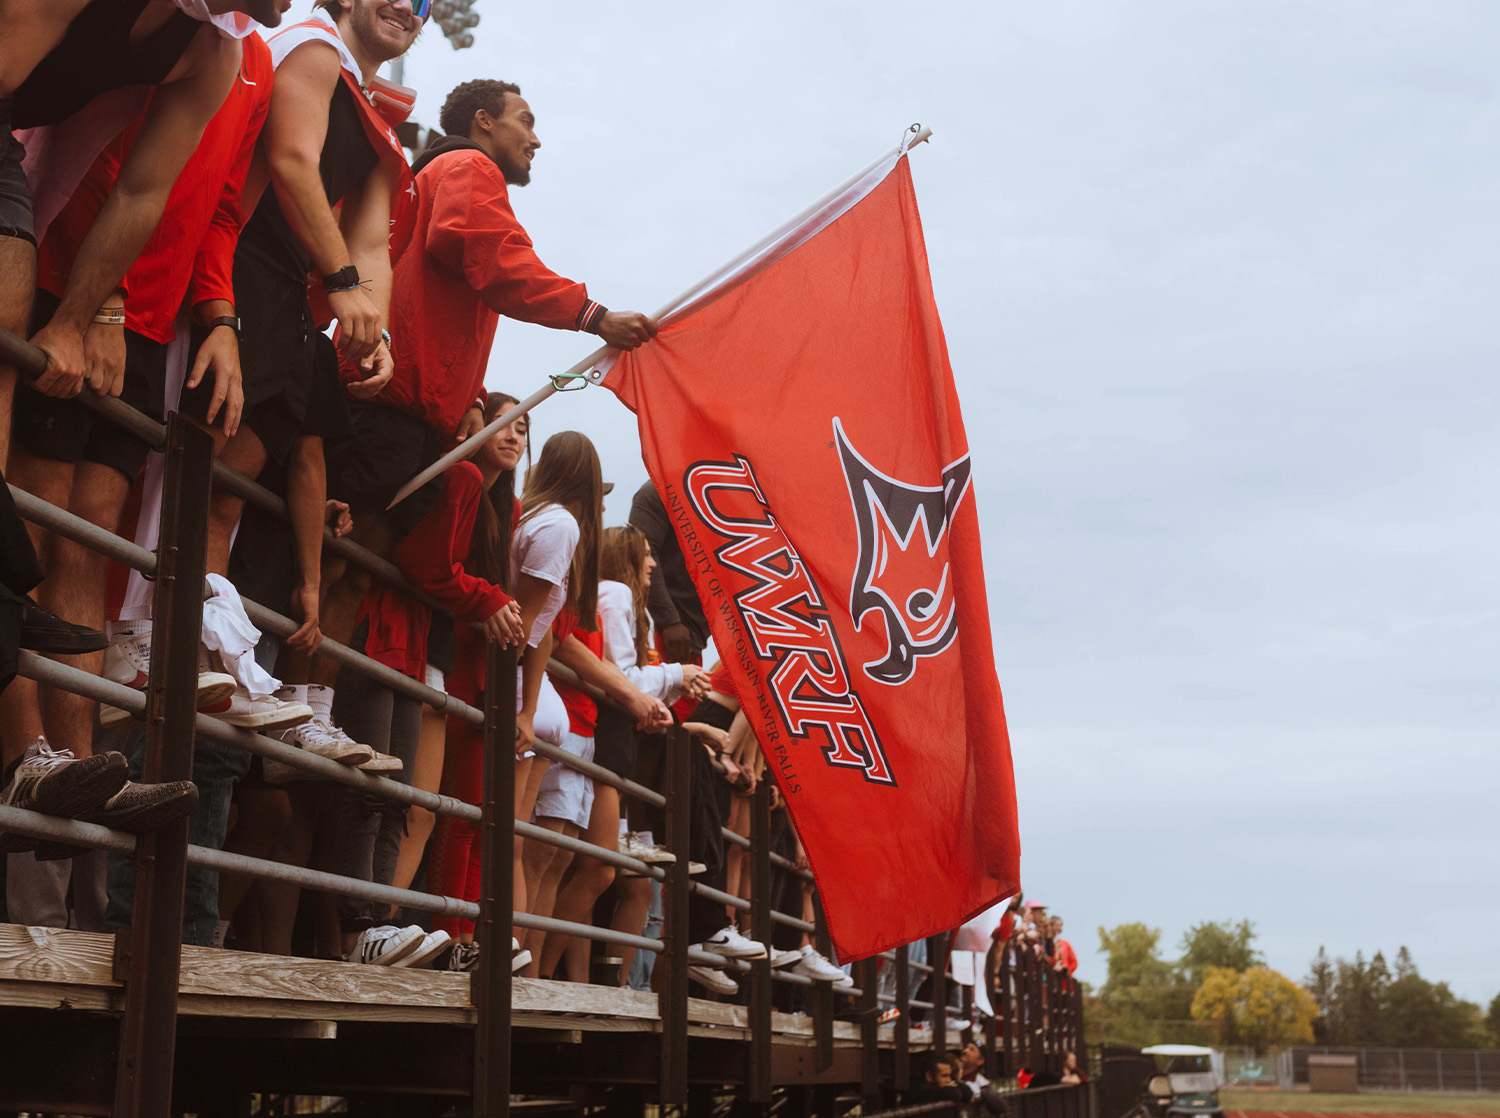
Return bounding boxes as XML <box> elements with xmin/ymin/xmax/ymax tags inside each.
<box><xmin>0</xmin><ymin>0</ymin><xmax>856</xmax><ymax>996</ymax></box>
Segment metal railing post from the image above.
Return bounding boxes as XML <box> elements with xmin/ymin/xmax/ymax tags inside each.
<box><xmin>114</xmin><ymin>414</ymin><xmax>213</xmax><ymax>1118</ymax></box>
<box><xmin>895</xmin><ymin>942</ymin><xmax>911</xmax><ymax>1092</ymax></box>
<box><xmin>931</xmin><ymin>931</ymin><xmax>949</xmax><ymax>1057</ymax></box>
<box><xmin>473</xmin><ymin>641</ymin><xmax>517</xmax><ymax>1116</ymax></box>
<box><xmin>812</xmin><ymin>897</ymin><xmax>834</xmax><ymax>1072</ymax></box>
<box><xmin>858</xmin><ymin>956</ymin><xmax>880</xmax><ymax>1111</ymax></box>
<box><xmin>659</xmin><ymin>727</ymin><xmax>691</xmax><ymax>1110</ymax></box>
<box><xmin>748</xmin><ymin>777</ymin><xmax>773</xmax><ymax>1105</ymax></box>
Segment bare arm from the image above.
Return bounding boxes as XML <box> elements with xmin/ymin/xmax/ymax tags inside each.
<box><xmin>283</xmin><ymin>435</ymin><xmax>327</xmax><ymax>653</ymax></box>
<box><xmin>336</xmin><ymin>165</ymin><xmax>395</xmax><ymax>397</ymax></box>
<box><xmin>261</xmin><ymin>41</ymin><xmax>380</xmax><ymax>362</ymax></box>
<box><xmin>30</xmin><ymin>28</ymin><xmax>238</xmax><ymax>395</ymax></box>
<box><xmin>0</xmin><ymin>0</ymin><xmax>94</xmax><ymax>97</ymax></box>
<box><xmin>552</xmin><ymin>631</ymin><xmax>671</xmax><ymax>732</ymax></box>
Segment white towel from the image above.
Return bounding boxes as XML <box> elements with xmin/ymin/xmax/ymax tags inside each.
<box><xmin>201</xmin><ymin>575</ymin><xmax>279</xmax><ymax>698</ymax></box>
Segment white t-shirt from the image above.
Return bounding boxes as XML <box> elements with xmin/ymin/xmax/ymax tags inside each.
<box><xmin>598</xmin><ymin>580</ymin><xmax>684</xmax><ymax>702</ymax></box>
<box><xmin>511</xmin><ymin>503</ymin><xmax>579</xmax><ymax>648</ymax></box>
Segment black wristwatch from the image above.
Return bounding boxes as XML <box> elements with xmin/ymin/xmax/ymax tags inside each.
<box><xmin>321</xmin><ymin>264</ymin><xmax>361</xmax><ymax>293</ymax></box>
<box><xmin>205</xmin><ymin>315</ymin><xmax>241</xmax><ymax>336</ymax></box>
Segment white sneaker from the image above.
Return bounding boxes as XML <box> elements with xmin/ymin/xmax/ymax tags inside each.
<box><xmin>347</xmin><ymin>924</ymin><xmax>424</xmax><ymax>965</ymax></box>
<box><xmin>98</xmin><ymin>633</ymin><xmax>237</xmax><ymax>728</ymax></box>
<box><xmin>688</xmin><ymin>966</ymin><xmax>739</xmax><ymax>995</ymax></box>
<box><xmin>834</xmin><ymin>972</ymin><xmax>855</xmax><ymax>991</ymax></box>
<box><xmin>619</xmin><ymin>831</ymin><xmax>676</xmax><ymax>864</ymax></box>
<box><xmin>770</xmin><ymin>948</ymin><xmax>803</xmax><ymax>970</ymax></box>
<box><xmin>793</xmin><ymin>944</ymin><xmax>847</xmax><ymax>983</ymax></box>
<box><xmin>392</xmin><ymin>929</ymin><xmax>452</xmax><ymax>968</ymax></box>
<box><xmin>698</xmin><ymin>924</ymin><xmax>766</xmax><ymax>960</ymax></box>
<box><xmin>214</xmin><ymin>688</ymin><xmax>314</xmax><ymax>733</ymax></box>
<box><xmin>278</xmin><ymin>718</ymin><xmax>374</xmax><ymax>766</ymax></box>
<box><xmin>356</xmin><ymin>751</ymin><xmax>404</xmax><ymax>774</ymax></box>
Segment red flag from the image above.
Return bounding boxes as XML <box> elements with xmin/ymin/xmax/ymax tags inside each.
<box><xmin>604</xmin><ymin>156</ymin><xmax>1018</xmax><ymax>960</ymax></box>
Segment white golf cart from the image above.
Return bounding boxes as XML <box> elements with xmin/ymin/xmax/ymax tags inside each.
<box><xmin>1137</xmin><ymin>1044</ymin><xmax>1225</xmax><ymax>1118</ymax></box>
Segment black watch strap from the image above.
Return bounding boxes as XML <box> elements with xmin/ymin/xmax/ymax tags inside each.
<box><xmin>321</xmin><ymin>264</ymin><xmax>362</xmax><ymax>293</ymax></box>
<box><xmin>206</xmin><ymin>315</ymin><xmax>241</xmax><ymax>336</ymax></box>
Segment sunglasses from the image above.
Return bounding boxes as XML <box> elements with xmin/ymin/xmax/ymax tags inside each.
<box><xmin>411</xmin><ymin>0</ymin><xmax>431</xmax><ymax>18</ymax></box>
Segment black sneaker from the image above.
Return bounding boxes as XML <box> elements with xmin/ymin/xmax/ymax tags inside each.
<box><xmin>36</xmin><ymin>780</ymin><xmax>201</xmax><ymax>858</ymax></box>
<box><xmin>0</xmin><ymin>739</ymin><xmax>129</xmax><ymax>852</ymax></box>
<box><xmin>18</xmin><ymin>598</ymin><xmax>108</xmax><ymax>655</ymax></box>
<box><xmin>80</xmin><ymin>780</ymin><xmax>199</xmax><ymax>833</ymax></box>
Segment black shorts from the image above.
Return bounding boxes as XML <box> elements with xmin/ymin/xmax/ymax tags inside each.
<box><xmin>687</xmin><ymin>698</ymin><xmax>736</xmax><ymax>732</ymax></box>
<box><xmin>168</xmin><ymin>318</ymin><xmax>242</xmax><ymax>431</ymax></box>
<box><xmin>12</xmin><ymin>291</ymin><xmax>162</xmax><ymax>480</ymax></box>
<box><xmin>240</xmin><ymin>332</ymin><xmax>352</xmax><ymax>467</ymax></box>
<box><xmin>326</xmin><ymin>401</ymin><xmax>444</xmax><ymax>532</ymax></box>
<box><xmin>592</xmin><ymin>703</ymin><xmax>636</xmax><ymax>781</ymax></box>
<box><xmin>0</xmin><ymin>98</ymin><xmax>33</xmax><ymax>246</ymax></box>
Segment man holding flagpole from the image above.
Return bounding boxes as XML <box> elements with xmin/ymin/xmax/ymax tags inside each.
<box><xmin>314</xmin><ymin>77</ymin><xmax>658</xmax><ymax>675</ymax></box>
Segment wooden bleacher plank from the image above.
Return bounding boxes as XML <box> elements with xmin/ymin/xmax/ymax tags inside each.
<box><xmin>0</xmin><ymin>924</ymin><xmax>910</xmax><ymax>1049</ymax></box>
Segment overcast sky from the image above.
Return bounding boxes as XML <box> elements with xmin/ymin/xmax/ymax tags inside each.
<box><xmin>376</xmin><ymin>1</ymin><xmax>1499</xmax><ymax>1005</ymax></box>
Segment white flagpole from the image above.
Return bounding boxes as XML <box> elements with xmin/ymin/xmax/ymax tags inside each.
<box><xmin>387</xmin><ymin>123</ymin><xmax>933</xmax><ymax>510</ymax></box>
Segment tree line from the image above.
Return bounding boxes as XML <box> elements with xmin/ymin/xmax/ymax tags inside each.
<box><xmin>1306</xmin><ymin>945</ymin><xmax>1497</xmax><ymax>1049</ymax></box>
<box><xmin>1087</xmin><ymin>919</ymin><xmax>1500</xmax><ymax>1053</ymax></box>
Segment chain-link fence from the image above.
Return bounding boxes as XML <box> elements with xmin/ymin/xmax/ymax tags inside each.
<box><xmin>1289</xmin><ymin>1047</ymin><xmax>1500</xmax><ymax>1093</ymax></box>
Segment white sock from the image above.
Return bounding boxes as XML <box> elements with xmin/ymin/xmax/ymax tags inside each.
<box><xmin>305</xmin><ymin>685</ymin><xmax>334</xmax><ymax>720</ymax></box>
<box><xmin>212</xmin><ymin>920</ymin><xmax>231</xmax><ymax>948</ymax></box>
<box><xmin>107</xmin><ymin>619</ymin><xmax>152</xmax><ymax>641</ymax></box>
<box><xmin>274</xmin><ymin>683</ymin><xmax>310</xmax><ymax>706</ymax></box>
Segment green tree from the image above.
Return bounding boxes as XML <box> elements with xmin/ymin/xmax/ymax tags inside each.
<box><xmin>1305</xmin><ymin>945</ymin><xmax>1488</xmax><ymax>1048</ymax></box>
<box><xmin>1487</xmin><ymin>992</ymin><xmax>1500</xmax><ymax>1046</ymax></box>
<box><xmin>1095</xmin><ymin>923</ymin><xmax>1196</xmax><ymax>1045</ymax></box>
<box><xmin>1304</xmin><ymin>946</ymin><xmax>1335</xmax><ymax>1042</ymax></box>
<box><xmin>1178</xmin><ymin>919</ymin><xmax>1262</xmax><ymax>990</ymax></box>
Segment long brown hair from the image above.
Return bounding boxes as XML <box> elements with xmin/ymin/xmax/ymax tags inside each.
<box><xmin>519</xmin><ymin>430</ymin><xmax>603</xmax><ymax>628</ymax></box>
<box><xmin>600</xmin><ymin>525</ymin><xmax>650</xmax><ymax>662</ymax></box>
<box><xmin>466</xmin><ymin>392</ymin><xmax>522</xmax><ymax>589</ymax></box>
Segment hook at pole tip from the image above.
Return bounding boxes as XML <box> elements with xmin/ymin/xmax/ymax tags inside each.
<box><xmin>899</xmin><ymin>123</ymin><xmax>934</xmax><ymax>154</ymax></box>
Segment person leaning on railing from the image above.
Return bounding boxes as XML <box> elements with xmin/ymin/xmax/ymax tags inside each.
<box><xmin>324</xmin><ymin>390</ymin><xmax>527</xmax><ymax>967</ymax></box>
<box><xmin>535</xmin><ymin>523</ymin><xmax>709</xmax><ymax>984</ymax></box>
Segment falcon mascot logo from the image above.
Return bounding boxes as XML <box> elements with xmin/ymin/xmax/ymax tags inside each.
<box><xmin>834</xmin><ymin>418</ymin><xmax>974</xmax><ymax>686</ymax></box>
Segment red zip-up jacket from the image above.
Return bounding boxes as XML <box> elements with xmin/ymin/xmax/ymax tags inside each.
<box><xmin>357</xmin><ymin>462</ymin><xmax>513</xmax><ymax>681</ymax></box>
<box><xmin>375</xmin><ymin>139</ymin><xmax>604</xmax><ymax>437</ymax></box>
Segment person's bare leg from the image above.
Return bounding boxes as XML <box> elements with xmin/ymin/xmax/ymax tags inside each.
<box><xmin>206</xmin><ymin>427</ymin><xmax>266</xmax><ymax>577</ymax></box>
<box><xmin>33</xmin><ymin>460</ymin><xmax>130</xmax><ymax>754</ymax></box>
<box><xmin>0</xmin><ymin>236</ymin><xmax>37</xmax><ymax>471</ymax></box>
<box><xmin>391</xmin><ymin>703</ymin><xmax>445</xmax><ymax>894</ymax></box>
<box><xmin>510</xmin><ymin>757</ymin><xmax>545</xmax><ymax>925</ymax></box>
<box><xmin>0</xmin><ymin>449</ymin><xmax>71</xmax><ymax>763</ymax></box>
<box><xmin>541</xmin><ymin>785</ymin><xmax>619</xmax><ymax>982</ymax></box>
<box><xmin>258</xmin><ymin>784</ymin><xmax>319</xmax><ymax>956</ymax></box>
<box><xmin>724</xmin><ymin>794</ymin><xmax>751</xmax><ymax>924</ymax></box>
<box><xmin>611</xmin><ymin>875</ymin><xmax>653</xmax><ymax>983</ymax></box>
<box><xmin>218</xmin><ymin>785</ymin><xmax>293</xmax><ymax>932</ymax></box>
<box><xmin>304</xmin><ymin>513</ymin><xmax>397</xmax><ymax>688</ymax></box>
<box><xmin>520</xmin><ymin>818</ymin><xmax>578</xmax><ymax>975</ymax></box>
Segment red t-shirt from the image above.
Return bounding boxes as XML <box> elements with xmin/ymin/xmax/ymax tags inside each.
<box><xmin>550</xmin><ymin>616</ymin><xmax>601</xmax><ymax>737</ymax></box>
<box><xmin>709</xmin><ymin>660</ymin><xmax>739</xmax><ymax>701</ymax></box>
<box><xmin>37</xmin><ymin>36</ymin><xmax>273</xmax><ymax>342</ymax></box>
